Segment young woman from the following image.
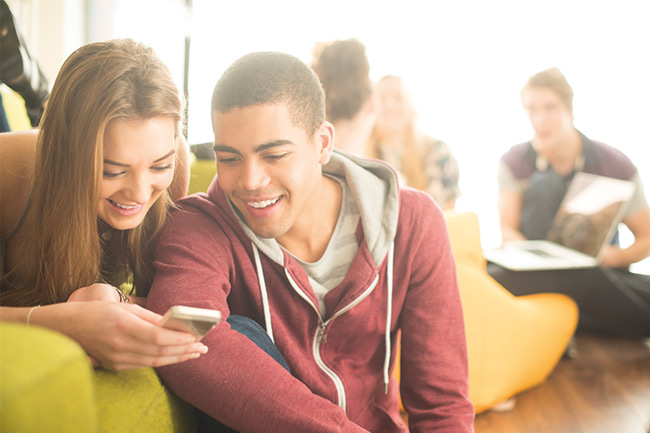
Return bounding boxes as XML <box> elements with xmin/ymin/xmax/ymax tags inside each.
<box><xmin>368</xmin><ymin>75</ymin><xmax>461</xmax><ymax>210</ymax></box>
<box><xmin>0</xmin><ymin>39</ymin><xmax>206</xmax><ymax>370</ymax></box>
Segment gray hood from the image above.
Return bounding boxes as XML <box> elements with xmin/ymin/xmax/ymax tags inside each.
<box><xmin>230</xmin><ymin>150</ymin><xmax>400</xmax><ymax>268</ymax></box>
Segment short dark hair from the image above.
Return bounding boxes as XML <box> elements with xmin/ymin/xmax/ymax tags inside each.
<box><xmin>211</xmin><ymin>51</ymin><xmax>326</xmax><ymax>136</ymax></box>
<box><xmin>311</xmin><ymin>38</ymin><xmax>371</xmax><ymax>123</ymax></box>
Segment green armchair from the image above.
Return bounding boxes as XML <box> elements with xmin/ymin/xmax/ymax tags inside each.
<box><xmin>0</xmin><ymin>322</ymin><xmax>196</xmax><ymax>433</ymax></box>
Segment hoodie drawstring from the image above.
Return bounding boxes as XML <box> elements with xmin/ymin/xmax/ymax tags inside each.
<box><xmin>252</xmin><ymin>241</ymin><xmax>395</xmax><ymax>395</ymax></box>
<box><xmin>252</xmin><ymin>243</ymin><xmax>275</xmax><ymax>343</ymax></box>
<box><xmin>384</xmin><ymin>242</ymin><xmax>395</xmax><ymax>394</ymax></box>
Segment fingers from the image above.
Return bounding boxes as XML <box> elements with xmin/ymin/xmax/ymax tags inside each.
<box><xmin>123</xmin><ymin>302</ymin><xmax>163</xmax><ymax>323</ymax></box>
<box><xmin>96</xmin><ymin>304</ymin><xmax>208</xmax><ymax>367</ymax></box>
<box><xmin>99</xmin><ymin>346</ymin><xmax>206</xmax><ymax>371</ymax></box>
<box><xmin>88</xmin><ymin>355</ymin><xmax>101</xmax><ymax>368</ymax></box>
<box><xmin>122</xmin><ymin>305</ymin><xmax>201</xmax><ymax>346</ymax></box>
<box><xmin>81</xmin><ymin>302</ymin><xmax>210</xmax><ymax>371</ymax></box>
<box><xmin>107</xmin><ymin>352</ymin><xmax>204</xmax><ymax>371</ymax></box>
<box><xmin>115</xmin><ymin>339</ymin><xmax>209</xmax><ymax>358</ymax></box>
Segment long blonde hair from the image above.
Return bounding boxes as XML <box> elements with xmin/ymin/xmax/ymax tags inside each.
<box><xmin>1</xmin><ymin>39</ymin><xmax>183</xmax><ymax>306</ymax></box>
<box><xmin>367</xmin><ymin>75</ymin><xmax>427</xmax><ymax>190</ymax></box>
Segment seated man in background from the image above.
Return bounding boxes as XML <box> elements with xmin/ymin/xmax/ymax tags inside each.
<box><xmin>489</xmin><ymin>67</ymin><xmax>650</xmax><ymax>336</ymax></box>
<box><xmin>146</xmin><ymin>51</ymin><xmax>474</xmax><ymax>432</ymax></box>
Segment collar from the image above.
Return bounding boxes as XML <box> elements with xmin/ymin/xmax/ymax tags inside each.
<box><xmin>534</xmin><ymin>131</ymin><xmax>596</xmax><ymax>173</ymax></box>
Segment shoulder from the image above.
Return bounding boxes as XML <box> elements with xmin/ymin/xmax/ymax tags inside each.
<box><xmin>418</xmin><ymin>134</ymin><xmax>452</xmax><ymax>155</ymax></box>
<box><xmin>398</xmin><ymin>187</ymin><xmax>445</xmax><ymax>229</ymax></box>
<box><xmin>585</xmin><ymin>138</ymin><xmax>638</xmax><ymax>180</ymax></box>
<box><xmin>395</xmin><ymin>187</ymin><xmax>454</xmax><ymax>264</ymax></box>
<box><xmin>500</xmin><ymin>141</ymin><xmax>537</xmax><ymax>180</ymax></box>
<box><xmin>161</xmin><ymin>191</ymin><xmax>241</xmax><ymax>247</ymax></box>
<box><xmin>0</xmin><ymin>130</ymin><xmax>38</xmax><ymax>236</ymax></box>
<box><xmin>0</xmin><ymin>130</ymin><xmax>38</xmax><ymax>184</ymax></box>
<box><xmin>166</xmin><ymin>192</ymin><xmax>225</xmax><ymax>231</ymax></box>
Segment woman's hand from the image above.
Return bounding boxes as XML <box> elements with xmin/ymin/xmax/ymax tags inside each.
<box><xmin>67</xmin><ymin>283</ymin><xmax>122</xmax><ymax>303</ymax></box>
<box><xmin>54</xmin><ymin>301</ymin><xmax>208</xmax><ymax>370</ymax></box>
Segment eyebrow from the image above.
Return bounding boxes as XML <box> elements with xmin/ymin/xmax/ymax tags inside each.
<box><xmin>213</xmin><ymin>139</ymin><xmax>295</xmax><ymax>155</ymax></box>
<box><xmin>104</xmin><ymin>149</ymin><xmax>175</xmax><ymax>167</ymax></box>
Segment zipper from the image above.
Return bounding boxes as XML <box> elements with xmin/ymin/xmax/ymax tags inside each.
<box><xmin>285</xmin><ymin>268</ymin><xmax>379</xmax><ymax>413</ymax></box>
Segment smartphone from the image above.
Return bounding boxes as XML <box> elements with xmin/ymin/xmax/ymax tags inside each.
<box><xmin>159</xmin><ymin>305</ymin><xmax>222</xmax><ymax>340</ymax></box>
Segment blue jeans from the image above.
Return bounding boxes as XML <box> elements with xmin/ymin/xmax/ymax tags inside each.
<box><xmin>195</xmin><ymin>315</ymin><xmax>290</xmax><ymax>433</ymax></box>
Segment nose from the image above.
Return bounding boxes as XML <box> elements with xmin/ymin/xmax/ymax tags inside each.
<box><xmin>239</xmin><ymin>159</ymin><xmax>270</xmax><ymax>192</ymax></box>
<box><xmin>529</xmin><ymin>110</ymin><xmax>546</xmax><ymax>130</ymax></box>
<box><xmin>127</xmin><ymin>171</ymin><xmax>153</xmax><ymax>204</ymax></box>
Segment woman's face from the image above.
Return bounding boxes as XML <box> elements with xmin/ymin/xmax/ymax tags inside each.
<box><xmin>376</xmin><ymin>77</ymin><xmax>415</xmax><ymax>133</ymax></box>
<box><xmin>98</xmin><ymin>116</ymin><xmax>176</xmax><ymax>231</ymax></box>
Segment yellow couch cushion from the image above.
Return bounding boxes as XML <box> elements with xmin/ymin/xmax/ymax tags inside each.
<box><xmin>0</xmin><ymin>85</ymin><xmax>32</xmax><ymax>131</ymax></box>
<box><xmin>0</xmin><ymin>323</ymin><xmax>99</xmax><ymax>432</ymax></box>
<box><xmin>95</xmin><ymin>368</ymin><xmax>196</xmax><ymax>433</ymax></box>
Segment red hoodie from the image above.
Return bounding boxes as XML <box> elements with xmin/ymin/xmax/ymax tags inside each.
<box><xmin>147</xmin><ymin>153</ymin><xmax>474</xmax><ymax>432</ymax></box>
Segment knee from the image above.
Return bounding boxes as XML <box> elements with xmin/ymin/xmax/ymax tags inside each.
<box><xmin>227</xmin><ymin>315</ymin><xmax>268</xmax><ymax>341</ymax></box>
<box><xmin>226</xmin><ymin>315</ymin><xmax>291</xmax><ymax>372</ymax></box>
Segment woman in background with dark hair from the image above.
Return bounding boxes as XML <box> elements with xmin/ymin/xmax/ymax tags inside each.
<box><xmin>311</xmin><ymin>38</ymin><xmax>376</xmax><ymax>156</ymax></box>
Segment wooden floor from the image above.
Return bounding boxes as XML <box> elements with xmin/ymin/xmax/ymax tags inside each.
<box><xmin>474</xmin><ymin>334</ymin><xmax>650</xmax><ymax>433</ymax></box>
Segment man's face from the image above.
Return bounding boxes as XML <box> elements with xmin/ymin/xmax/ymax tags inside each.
<box><xmin>522</xmin><ymin>86</ymin><xmax>574</xmax><ymax>156</ymax></box>
<box><xmin>212</xmin><ymin>103</ymin><xmax>332</xmax><ymax>241</ymax></box>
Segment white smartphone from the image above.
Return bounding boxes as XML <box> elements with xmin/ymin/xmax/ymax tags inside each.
<box><xmin>159</xmin><ymin>305</ymin><xmax>222</xmax><ymax>340</ymax></box>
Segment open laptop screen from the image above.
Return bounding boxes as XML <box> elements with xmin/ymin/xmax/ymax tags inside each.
<box><xmin>546</xmin><ymin>172</ymin><xmax>635</xmax><ymax>258</ymax></box>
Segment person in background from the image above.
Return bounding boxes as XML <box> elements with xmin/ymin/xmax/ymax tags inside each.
<box><xmin>489</xmin><ymin>67</ymin><xmax>650</xmax><ymax>336</ymax></box>
<box><xmin>367</xmin><ymin>75</ymin><xmax>460</xmax><ymax>210</ymax></box>
<box><xmin>311</xmin><ymin>38</ymin><xmax>376</xmax><ymax>157</ymax></box>
<box><xmin>0</xmin><ymin>0</ymin><xmax>49</xmax><ymax>129</ymax></box>
<box><xmin>147</xmin><ymin>51</ymin><xmax>474</xmax><ymax>432</ymax></box>
<box><xmin>0</xmin><ymin>38</ymin><xmax>205</xmax><ymax>370</ymax></box>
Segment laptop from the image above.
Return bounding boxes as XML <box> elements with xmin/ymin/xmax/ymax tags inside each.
<box><xmin>483</xmin><ymin>172</ymin><xmax>635</xmax><ymax>271</ymax></box>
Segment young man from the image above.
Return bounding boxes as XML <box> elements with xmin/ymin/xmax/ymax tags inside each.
<box><xmin>146</xmin><ymin>52</ymin><xmax>474</xmax><ymax>432</ymax></box>
<box><xmin>489</xmin><ymin>67</ymin><xmax>650</xmax><ymax>336</ymax></box>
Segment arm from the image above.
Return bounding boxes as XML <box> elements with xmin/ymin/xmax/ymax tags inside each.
<box><xmin>398</xmin><ymin>194</ymin><xmax>474</xmax><ymax>432</ymax></box>
<box><xmin>67</xmin><ymin>283</ymin><xmax>146</xmax><ymax>306</ymax></box>
<box><xmin>495</xmin><ymin>158</ymin><xmax>528</xmax><ymax>242</ymax></box>
<box><xmin>168</xmin><ymin>134</ymin><xmax>191</xmax><ymax>201</ymax></box>
<box><xmin>0</xmin><ymin>301</ymin><xmax>207</xmax><ymax>370</ymax></box>
<box><xmin>423</xmin><ymin>138</ymin><xmax>460</xmax><ymax>210</ymax></box>
<box><xmin>600</xmin><ymin>207</ymin><xmax>650</xmax><ymax>268</ymax></box>
<box><xmin>146</xmin><ymin>205</ymin><xmax>369</xmax><ymax>433</ymax></box>
<box><xmin>498</xmin><ymin>189</ymin><xmax>527</xmax><ymax>242</ymax></box>
<box><xmin>0</xmin><ymin>130</ymin><xmax>38</xmax><ymax>237</ymax></box>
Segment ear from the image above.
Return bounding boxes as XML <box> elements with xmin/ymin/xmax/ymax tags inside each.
<box><xmin>315</xmin><ymin>121</ymin><xmax>335</xmax><ymax>165</ymax></box>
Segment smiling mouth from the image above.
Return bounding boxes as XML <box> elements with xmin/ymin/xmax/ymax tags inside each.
<box><xmin>108</xmin><ymin>199</ymin><xmax>143</xmax><ymax>210</ymax></box>
<box><xmin>246</xmin><ymin>197</ymin><xmax>280</xmax><ymax>209</ymax></box>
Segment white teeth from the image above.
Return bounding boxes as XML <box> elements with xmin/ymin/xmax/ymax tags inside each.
<box><xmin>247</xmin><ymin>197</ymin><xmax>280</xmax><ymax>209</ymax></box>
<box><xmin>109</xmin><ymin>199</ymin><xmax>141</xmax><ymax>210</ymax></box>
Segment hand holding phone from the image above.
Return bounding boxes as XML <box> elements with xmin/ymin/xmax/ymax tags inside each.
<box><xmin>159</xmin><ymin>306</ymin><xmax>222</xmax><ymax>340</ymax></box>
